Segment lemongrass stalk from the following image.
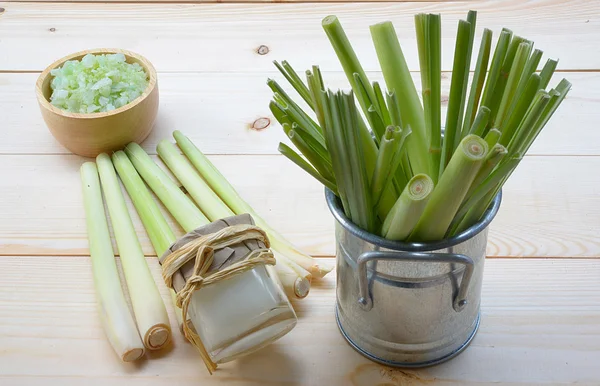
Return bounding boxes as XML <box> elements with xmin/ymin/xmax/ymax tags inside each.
<box><xmin>493</xmin><ymin>42</ymin><xmax>532</xmax><ymax>129</ymax></box>
<box><xmin>463</xmin><ymin>144</ymin><xmax>507</xmax><ymax>201</ymax></box>
<box><xmin>539</xmin><ymin>58</ymin><xmax>559</xmax><ymax>89</ymax></box>
<box><xmin>415</xmin><ymin>13</ymin><xmax>430</xmax><ymax>140</ymax></box>
<box><xmin>498</xmin><ymin>73</ymin><xmax>541</xmax><ymax>146</ymax></box>
<box><xmin>278</xmin><ymin>142</ymin><xmax>338</xmax><ymax>194</ymax></box>
<box><xmin>371</xmin><ymin>126</ymin><xmax>403</xmax><ymax>207</ymax></box>
<box><xmin>469</xmin><ymin>106</ymin><xmax>491</xmax><ymax>137</ymax></box>
<box><xmin>382</xmin><ymin>174</ymin><xmax>433</xmax><ymax>241</ymax></box>
<box><xmin>484</xmin><ymin>128</ymin><xmax>502</xmax><ymax>148</ymax></box>
<box><xmin>321</xmin><ymin>15</ymin><xmax>376</xmax><ymax>120</ymax></box>
<box><xmin>480</xmin><ymin>30</ymin><xmax>512</xmax><ymax>111</ymax></box>
<box><xmin>455</xmin><ymin>11</ymin><xmax>478</xmax><ymax>143</ymax></box>
<box><xmin>288</xmin><ymin>122</ymin><xmax>333</xmax><ymax>179</ymax></box>
<box><xmin>173</xmin><ymin>131</ymin><xmax>332</xmax><ymax>279</ymax></box>
<box><xmin>440</xmin><ymin>19</ymin><xmax>472</xmax><ymax>175</ymax></box>
<box><xmin>151</xmin><ymin>142</ymin><xmax>312</xmax><ymax>299</ymax></box>
<box><xmin>112</xmin><ymin>151</ymin><xmax>185</xmax><ymax>334</ymax></box>
<box><xmin>269</xmin><ymin>101</ymin><xmax>292</xmax><ymax>128</ymax></box>
<box><xmin>306</xmin><ymin>69</ymin><xmax>326</xmax><ymax>129</ymax></box>
<box><xmin>370</xmin><ymin>21</ymin><xmax>430</xmax><ymax>176</ymax></box>
<box><xmin>96</xmin><ymin>153</ymin><xmax>171</xmax><ymax>351</ymax></box>
<box><xmin>80</xmin><ymin>162</ymin><xmax>145</xmax><ymax>362</ymax></box>
<box><xmin>411</xmin><ymin>135</ymin><xmax>488</xmax><ymax>241</ymax></box>
<box><xmin>487</xmin><ymin>35</ymin><xmax>528</xmax><ymax>124</ymax></box>
<box><xmin>508</xmin><ymin>90</ymin><xmax>551</xmax><ymax>156</ymax></box>
<box><xmin>511</xmin><ymin>48</ymin><xmax>543</xmax><ymax>111</ymax></box>
<box><xmin>463</xmin><ymin>28</ymin><xmax>492</xmax><ymax>133</ymax></box>
<box><xmin>453</xmin><ymin>186</ymin><xmax>499</xmax><ymax>235</ymax></box>
<box><xmin>274</xmin><ymin>60</ymin><xmax>313</xmax><ymax>108</ymax></box>
<box><xmin>373</xmin><ymin>82</ymin><xmax>391</xmax><ymax>126</ymax></box>
<box><xmin>428</xmin><ymin>14</ymin><xmax>442</xmax><ymax>181</ymax></box>
<box><xmin>125</xmin><ymin>143</ymin><xmax>209</xmax><ymax>230</ymax></box>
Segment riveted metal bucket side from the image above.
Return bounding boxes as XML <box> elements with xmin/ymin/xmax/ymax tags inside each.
<box><xmin>327</xmin><ymin>189</ymin><xmax>501</xmax><ymax>367</ymax></box>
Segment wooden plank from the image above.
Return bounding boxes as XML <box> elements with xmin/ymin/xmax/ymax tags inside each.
<box><xmin>8</xmin><ymin>0</ymin><xmax>456</xmax><ymax>2</ymax></box>
<box><xmin>0</xmin><ymin>70</ymin><xmax>589</xmax><ymax>156</ymax></box>
<box><xmin>0</xmin><ymin>154</ymin><xmax>598</xmax><ymax>258</ymax></box>
<box><xmin>0</xmin><ymin>1</ymin><xmax>598</xmax><ymax>72</ymax></box>
<box><xmin>0</xmin><ymin>256</ymin><xmax>599</xmax><ymax>385</ymax></box>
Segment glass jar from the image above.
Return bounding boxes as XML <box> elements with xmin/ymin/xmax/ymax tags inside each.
<box><xmin>186</xmin><ymin>265</ymin><xmax>297</xmax><ymax>363</ymax></box>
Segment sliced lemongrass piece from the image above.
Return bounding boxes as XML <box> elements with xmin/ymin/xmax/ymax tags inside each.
<box><xmin>370</xmin><ymin>21</ymin><xmax>429</xmax><ymax>176</ymax></box>
<box><xmin>440</xmin><ymin>19</ymin><xmax>472</xmax><ymax>175</ymax></box>
<box><xmin>539</xmin><ymin>58</ymin><xmax>559</xmax><ymax>89</ymax></box>
<box><xmin>411</xmin><ymin>135</ymin><xmax>488</xmax><ymax>241</ymax></box>
<box><xmin>382</xmin><ymin>174</ymin><xmax>433</xmax><ymax>241</ymax></box>
<box><xmin>463</xmin><ymin>28</ymin><xmax>492</xmax><ymax>133</ymax></box>
<box><xmin>125</xmin><ymin>143</ymin><xmax>208</xmax><ymax>230</ymax></box>
<box><xmin>469</xmin><ymin>106</ymin><xmax>491</xmax><ymax>137</ymax></box>
<box><xmin>499</xmin><ymin>73</ymin><xmax>541</xmax><ymax>146</ymax></box>
<box><xmin>173</xmin><ymin>131</ymin><xmax>331</xmax><ymax>279</ymax></box>
<box><xmin>96</xmin><ymin>153</ymin><xmax>171</xmax><ymax>351</ymax></box>
<box><xmin>484</xmin><ymin>128</ymin><xmax>502</xmax><ymax>148</ymax></box>
<box><xmin>80</xmin><ymin>162</ymin><xmax>145</xmax><ymax>362</ymax></box>
<box><xmin>112</xmin><ymin>151</ymin><xmax>185</xmax><ymax>335</ymax></box>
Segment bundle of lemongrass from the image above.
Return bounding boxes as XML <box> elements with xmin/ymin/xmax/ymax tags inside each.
<box><xmin>82</xmin><ymin>134</ymin><xmax>330</xmax><ymax>361</ymax></box>
<box><xmin>270</xmin><ymin>11</ymin><xmax>570</xmax><ymax>242</ymax></box>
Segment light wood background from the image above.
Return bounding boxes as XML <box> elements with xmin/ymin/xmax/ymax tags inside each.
<box><xmin>0</xmin><ymin>0</ymin><xmax>599</xmax><ymax>384</ymax></box>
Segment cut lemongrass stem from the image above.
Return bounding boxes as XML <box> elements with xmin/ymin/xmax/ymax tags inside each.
<box><xmin>278</xmin><ymin>142</ymin><xmax>338</xmax><ymax>194</ymax></box>
<box><xmin>484</xmin><ymin>128</ymin><xmax>502</xmax><ymax>148</ymax></box>
<box><xmin>480</xmin><ymin>30</ymin><xmax>512</xmax><ymax>111</ymax></box>
<box><xmin>274</xmin><ymin>60</ymin><xmax>313</xmax><ymax>108</ymax></box>
<box><xmin>511</xmin><ymin>48</ymin><xmax>543</xmax><ymax>112</ymax></box>
<box><xmin>96</xmin><ymin>153</ymin><xmax>171</xmax><ymax>351</ymax></box>
<box><xmin>80</xmin><ymin>162</ymin><xmax>145</xmax><ymax>362</ymax></box>
<box><xmin>428</xmin><ymin>13</ymin><xmax>442</xmax><ymax>182</ymax></box>
<box><xmin>507</xmin><ymin>91</ymin><xmax>551</xmax><ymax>157</ymax></box>
<box><xmin>463</xmin><ymin>28</ymin><xmax>492</xmax><ymax>133</ymax></box>
<box><xmin>440</xmin><ymin>19</ymin><xmax>472</xmax><ymax>176</ymax></box>
<box><xmin>373</xmin><ymin>81</ymin><xmax>391</xmax><ymax>126</ymax></box>
<box><xmin>371</xmin><ymin>126</ymin><xmax>404</xmax><ymax>206</ymax></box>
<box><xmin>463</xmin><ymin>143</ymin><xmax>507</xmax><ymax>201</ymax></box>
<box><xmin>173</xmin><ymin>130</ymin><xmax>331</xmax><ymax>279</ymax></box>
<box><xmin>455</xmin><ymin>10</ymin><xmax>477</xmax><ymax>142</ymax></box>
<box><xmin>469</xmin><ymin>106</ymin><xmax>491</xmax><ymax>137</ymax></box>
<box><xmin>411</xmin><ymin>135</ymin><xmax>488</xmax><ymax>241</ymax></box>
<box><xmin>498</xmin><ymin>73</ymin><xmax>541</xmax><ymax>146</ymax></box>
<box><xmin>539</xmin><ymin>58</ymin><xmax>559</xmax><ymax>89</ymax></box>
<box><xmin>370</xmin><ymin>20</ymin><xmax>430</xmax><ymax>176</ymax></box>
<box><xmin>112</xmin><ymin>151</ymin><xmax>186</xmax><ymax>336</ymax></box>
<box><xmin>382</xmin><ymin>174</ymin><xmax>434</xmax><ymax>241</ymax></box>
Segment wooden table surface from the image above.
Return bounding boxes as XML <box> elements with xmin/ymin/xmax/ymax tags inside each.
<box><xmin>1</xmin><ymin>0</ymin><xmax>599</xmax><ymax>384</ymax></box>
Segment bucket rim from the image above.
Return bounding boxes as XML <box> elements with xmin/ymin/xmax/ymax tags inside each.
<box><xmin>325</xmin><ymin>188</ymin><xmax>502</xmax><ymax>252</ymax></box>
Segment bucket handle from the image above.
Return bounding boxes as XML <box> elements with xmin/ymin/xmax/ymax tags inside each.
<box><xmin>357</xmin><ymin>251</ymin><xmax>474</xmax><ymax>313</ymax></box>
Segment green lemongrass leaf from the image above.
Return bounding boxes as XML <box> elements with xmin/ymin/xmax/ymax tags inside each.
<box><xmin>353</xmin><ymin>73</ymin><xmax>379</xmax><ymax>134</ymax></box>
<box><xmin>306</xmin><ymin>69</ymin><xmax>327</xmax><ymax>129</ymax></box>
<box><xmin>480</xmin><ymin>30</ymin><xmax>512</xmax><ymax>111</ymax></box>
<box><xmin>463</xmin><ymin>143</ymin><xmax>507</xmax><ymax>201</ymax></box>
<box><xmin>512</xmin><ymin>48</ymin><xmax>543</xmax><ymax>110</ymax></box>
<box><xmin>508</xmin><ymin>90</ymin><xmax>551</xmax><ymax>157</ymax></box>
<box><xmin>411</xmin><ymin>134</ymin><xmax>488</xmax><ymax>242</ymax></box>
<box><xmin>322</xmin><ymin>15</ymin><xmax>376</xmax><ymax>117</ymax></box>
<box><xmin>97</xmin><ymin>153</ymin><xmax>171</xmax><ymax>351</ymax></box>
<box><xmin>440</xmin><ymin>19</ymin><xmax>472</xmax><ymax>177</ymax></box>
<box><xmin>80</xmin><ymin>162</ymin><xmax>145</xmax><ymax>362</ymax></box>
<box><xmin>382</xmin><ymin>174</ymin><xmax>434</xmax><ymax>241</ymax></box>
<box><xmin>415</xmin><ymin>13</ymin><xmax>430</xmax><ymax>139</ymax></box>
<box><xmin>539</xmin><ymin>58</ymin><xmax>559</xmax><ymax>89</ymax></box>
<box><xmin>371</xmin><ymin>21</ymin><xmax>430</xmax><ymax>176</ymax></box>
<box><xmin>271</xmin><ymin>88</ymin><xmax>326</xmax><ymax>146</ymax></box>
<box><xmin>498</xmin><ymin>73</ymin><xmax>541</xmax><ymax>146</ymax></box>
<box><xmin>276</xmin><ymin>60</ymin><xmax>313</xmax><ymax>108</ymax></box>
<box><xmin>373</xmin><ymin>82</ymin><xmax>391</xmax><ymax>126</ymax></box>
<box><xmin>367</xmin><ymin>105</ymin><xmax>386</xmax><ymax>142</ymax></box>
<box><xmin>278</xmin><ymin>142</ymin><xmax>338</xmax><ymax>194</ymax></box>
<box><xmin>286</xmin><ymin>124</ymin><xmax>335</xmax><ymax>181</ymax></box>
<box><xmin>124</xmin><ymin>143</ymin><xmax>208</xmax><ymax>232</ymax></box>
<box><xmin>494</xmin><ymin>41</ymin><xmax>532</xmax><ymax>129</ymax></box>
<box><xmin>427</xmin><ymin>14</ymin><xmax>442</xmax><ymax>182</ymax></box>
<box><xmin>386</xmin><ymin>91</ymin><xmax>404</xmax><ymax>128</ymax></box>
<box><xmin>455</xmin><ymin>11</ymin><xmax>477</xmax><ymax>142</ymax></box>
<box><xmin>484</xmin><ymin>128</ymin><xmax>502</xmax><ymax>148</ymax></box>
<box><xmin>371</xmin><ymin>126</ymin><xmax>403</xmax><ymax>205</ymax></box>
<box><xmin>269</xmin><ymin>100</ymin><xmax>293</xmax><ymax>128</ymax></box>
<box><xmin>463</xmin><ymin>28</ymin><xmax>492</xmax><ymax>133</ymax></box>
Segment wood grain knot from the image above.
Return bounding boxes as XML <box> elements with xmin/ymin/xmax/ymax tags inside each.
<box><xmin>251</xmin><ymin>117</ymin><xmax>270</xmax><ymax>131</ymax></box>
<box><xmin>49</xmin><ymin>27</ymin><xmax>56</xmax><ymax>32</ymax></box>
<box><xmin>256</xmin><ymin>45</ymin><xmax>270</xmax><ymax>55</ymax></box>
<box><xmin>0</xmin><ymin>7</ymin><xmax>5</xmax><ymax>14</ymax></box>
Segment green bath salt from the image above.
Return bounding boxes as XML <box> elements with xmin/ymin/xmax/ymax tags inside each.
<box><xmin>50</xmin><ymin>53</ymin><xmax>149</xmax><ymax>114</ymax></box>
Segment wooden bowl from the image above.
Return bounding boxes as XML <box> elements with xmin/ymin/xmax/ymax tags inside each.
<box><xmin>36</xmin><ymin>48</ymin><xmax>159</xmax><ymax>157</ymax></box>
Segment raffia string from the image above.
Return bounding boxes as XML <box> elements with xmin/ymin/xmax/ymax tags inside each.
<box><xmin>160</xmin><ymin>223</ymin><xmax>276</xmax><ymax>374</ymax></box>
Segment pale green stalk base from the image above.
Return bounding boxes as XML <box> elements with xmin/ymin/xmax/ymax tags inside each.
<box><xmin>81</xmin><ymin>162</ymin><xmax>145</xmax><ymax>362</ymax></box>
<box><xmin>174</xmin><ymin>130</ymin><xmax>332</xmax><ymax>279</ymax></box>
<box><xmin>97</xmin><ymin>153</ymin><xmax>171</xmax><ymax>351</ymax></box>
<box><xmin>382</xmin><ymin>174</ymin><xmax>433</xmax><ymax>241</ymax></box>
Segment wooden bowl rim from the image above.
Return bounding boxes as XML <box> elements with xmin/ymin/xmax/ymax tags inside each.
<box><xmin>35</xmin><ymin>48</ymin><xmax>157</xmax><ymax>120</ymax></box>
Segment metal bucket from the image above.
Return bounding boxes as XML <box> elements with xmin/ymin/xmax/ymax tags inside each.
<box><xmin>326</xmin><ymin>189</ymin><xmax>502</xmax><ymax>367</ymax></box>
